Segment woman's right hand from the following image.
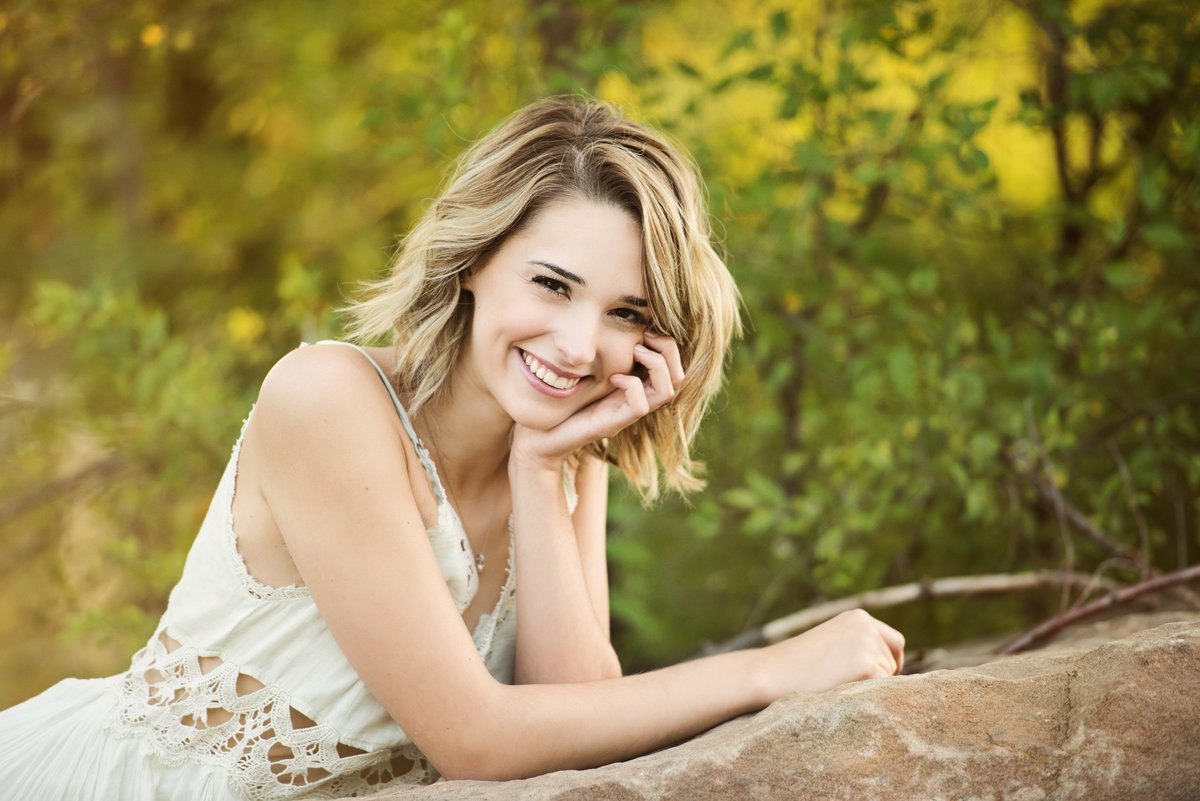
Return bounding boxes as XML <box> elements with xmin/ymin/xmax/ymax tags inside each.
<box><xmin>756</xmin><ymin>609</ymin><xmax>905</xmax><ymax>702</ymax></box>
<box><xmin>509</xmin><ymin>332</ymin><xmax>685</xmax><ymax>473</ymax></box>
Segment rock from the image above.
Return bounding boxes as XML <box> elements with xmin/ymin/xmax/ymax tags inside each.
<box><xmin>356</xmin><ymin>617</ymin><xmax>1200</xmax><ymax>801</ymax></box>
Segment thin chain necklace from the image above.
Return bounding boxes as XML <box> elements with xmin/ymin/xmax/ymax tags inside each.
<box><xmin>417</xmin><ymin>418</ymin><xmax>503</xmax><ymax>574</ymax></box>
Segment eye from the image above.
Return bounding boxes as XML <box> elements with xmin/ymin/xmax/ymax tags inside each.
<box><xmin>611</xmin><ymin>307</ymin><xmax>651</xmax><ymax>328</ymax></box>
<box><xmin>532</xmin><ymin>275</ymin><xmax>570</xmax><ymax>297</ymax></box>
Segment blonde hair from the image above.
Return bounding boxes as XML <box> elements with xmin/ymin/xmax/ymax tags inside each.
<box><xmin>344</xmin><ymin>96</ymin><xmax>740</xmax><ymax>502</ymax></box>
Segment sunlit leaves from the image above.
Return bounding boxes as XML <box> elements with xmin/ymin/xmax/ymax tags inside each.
<box><xmin>3</xmin><ymin>0</ymin><xmax>1197</xmax><ymax>692</ymax></box>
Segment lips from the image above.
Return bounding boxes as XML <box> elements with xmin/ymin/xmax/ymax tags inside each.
<box><xmin>518</xmin><ymin>349</ymin><xmax>587</xmax><ymax>398</ymax></box>
<box><xmin>522</xmin><ymin>351</ymin><xmax>581</xmax><ymax>389</ymax></box>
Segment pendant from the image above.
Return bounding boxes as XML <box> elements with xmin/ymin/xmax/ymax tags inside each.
<box><xmin>475</xmin><ymin>552</ymin><xmax>486</xmax><ymax>573</ymax></box>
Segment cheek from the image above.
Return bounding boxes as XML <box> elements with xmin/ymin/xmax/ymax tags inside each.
<box><xmin>599</xmin><ymin>332</ymin><xmax>640</xmax><ymax>379</ymax></box>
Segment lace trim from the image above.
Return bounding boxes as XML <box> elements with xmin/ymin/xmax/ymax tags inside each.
<box><xmin>110</xmin><ymin>631</ymin><xmax>435</xmax><ymax>800</ymax></box>
<box><xmin>473</xmin><ymin>518</ymin><xmax>516</xmax><ymax>655</ymax></box>
<box><xmin>226</xmin><ymin>405</ymin><xmax>310</xmax><ymax>602</ymax></box>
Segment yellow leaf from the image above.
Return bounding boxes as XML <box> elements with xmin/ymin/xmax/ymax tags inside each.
<box><xmin>140</xmin><ymin>24</ymin><xmax>166</xmax><ymax>48</ymax></box>
<box><xmin>226</xmin><ymin>307</ymin><xmax>265</xmax><ymax>345</ymax></box>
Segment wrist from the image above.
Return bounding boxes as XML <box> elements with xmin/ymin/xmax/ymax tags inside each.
<box><xmin>740</xmin><ymin>645</ymin><xmax>781</xmax><ymax>709</ymax></box>
<box><xmin>507</xmin><ymin>447</ymin><xmax>565</xmax><ymax>480</ymax></box>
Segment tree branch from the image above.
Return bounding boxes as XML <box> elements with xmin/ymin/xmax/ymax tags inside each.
<box><xmin>997</xmin><ymin>564</ymin><xmax>1200</xmax><ymax>655</ymax></box>
<box><xmin>0</xmin><ymin>455</ymin><xmax>126</xmax><ymax>527</ymax></box>
<box><xmin>698</xmin><ymin>570</ymin><xmax>1117</xmax><ymax>656</ymax></box>
<box><xmin>1002</xmin><ymin>445</ymin><xmax>1145</xmax><ymax>567</ymax></box>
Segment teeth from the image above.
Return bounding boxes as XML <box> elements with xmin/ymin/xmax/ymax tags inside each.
<box><xmin>522</xmin><ymin>351</ymin><xmax>581</xmax><ymax>390</ymax></box>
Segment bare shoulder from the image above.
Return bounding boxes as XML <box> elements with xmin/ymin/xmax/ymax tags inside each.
<box><xmin>259</xmin><ymin>343</ymin><xmax>390</xmax><ymax>418</ymax></box>
<box><xmin>252</xmin><ymin>343</ymin><xmax>411</xmax><ymax>486</ymax></box>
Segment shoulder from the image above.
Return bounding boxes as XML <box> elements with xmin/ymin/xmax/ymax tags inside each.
<box><xmin>253</xmin><ymin>343</ymin><xmax>407</xmax><ymax>466</ymax></box>
<box><xmin>260</xmin><ymin>343</ymin><xmax>387</xmax><ymax>407</ymax></box>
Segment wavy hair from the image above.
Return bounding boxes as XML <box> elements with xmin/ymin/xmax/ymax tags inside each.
<box><xmin>344</xmin><ymin>96</ymin><xmax>740</xmax><ymax>502</ymax></box>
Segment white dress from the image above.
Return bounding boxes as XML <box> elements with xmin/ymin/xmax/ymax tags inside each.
<box><xmin>0</xmin><ymin>341</ymin><xmax>548</xmax><ymax>800</ymax></box>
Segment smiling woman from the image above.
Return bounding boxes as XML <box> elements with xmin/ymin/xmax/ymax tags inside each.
<box><xmin>0</xmin><ymin>96</ymin><xmax>905</xmax><ymax>799</ymax></box>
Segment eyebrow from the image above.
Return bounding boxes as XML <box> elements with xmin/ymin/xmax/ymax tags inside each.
<box><xmin>530</xmin><ymin>260</ymin><xmax>649</xmax><ymax>308</ymax></box>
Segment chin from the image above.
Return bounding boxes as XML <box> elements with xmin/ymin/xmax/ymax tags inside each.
<box><xmin>509</xmin><ymin>406</ymin><xmax>576</xmax><ymax>432</ymax></box>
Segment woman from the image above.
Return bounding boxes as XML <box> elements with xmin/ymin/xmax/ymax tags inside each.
<box><xmin>0</xmin><ymin>96</ymin><xmax>904</xmax><ymax>799</ymax></box>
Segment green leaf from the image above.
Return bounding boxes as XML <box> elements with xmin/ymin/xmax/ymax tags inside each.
<box><xmin>969</xmin><ymin>432</ymin><xmax>999</xmax><ymax>465</ymax></box>
<box><xmin>1101</xmin><ymin>262</ymin><xmax>1145</xmax><ymax>289</ymax></box>
<box><xmin>745</xmin><ymin>63</ymin><xmax>775</xmax><ymax>81</ymax></box>
<box><xmin>1140</xmin><ymin>222</ymin><xmax>1189</xmax><ymax>250</ymax></box>
<box><xmin>908</xmin><ymin>268</ymin><xmax>939</xmax><ymax>296</ymax></box>
<box><xmin>770</xmin><ymin>10</ymin><xmax>790</xmax><ymax>41</ymax></box>
<box><xmin>721</xmin><ymin>28</ymin><xmax>755</xmax><ymax>60</ymax></box>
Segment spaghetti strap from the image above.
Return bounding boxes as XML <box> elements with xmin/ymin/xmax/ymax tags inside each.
<box><xmin>303</xmin><ymin>340</ymin><xmax>448</xmax><ymax>504</ymax></box>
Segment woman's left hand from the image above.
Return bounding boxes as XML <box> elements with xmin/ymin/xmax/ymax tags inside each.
<box><xmin>510</xmin><ymin>332</ymin><xmax>685</xmax><ymax>471</ymax></box>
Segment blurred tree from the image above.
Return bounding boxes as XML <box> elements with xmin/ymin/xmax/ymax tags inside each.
<box><xmin>1</xmin><ymin>0</ymin><xmax>1196</xmax><ymax>704</ymax></box>
<box><xmin>0</xmin><ymin>0</ymin><xmax>658</xmax><ymax>705</ymax></box>
<box><xmin>602</xmin><ymin>0</ymin><xmax>1199</xmax><ymax>667</ymax></box>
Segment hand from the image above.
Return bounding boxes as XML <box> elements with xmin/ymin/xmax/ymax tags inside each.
<box><xmin>756</xmin><ymin>609</ymin><xmax>905</xmax><ymax>702</ymax></box>
<box><xmin>510</xmin><ymin>332</ymin><xmax>685</xmax><ymax>471</ymax></box>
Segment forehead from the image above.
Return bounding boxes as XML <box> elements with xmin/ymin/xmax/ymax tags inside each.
<box><xmin>502</xmin><ymin>197</ymin><xmax>644</xmax><ymax>291</ymax></box>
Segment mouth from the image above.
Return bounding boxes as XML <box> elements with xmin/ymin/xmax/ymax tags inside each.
<box><xmin>519</xmin><ymin>350</ymin><xmax>587</xmax><ymax>397</ymax></box>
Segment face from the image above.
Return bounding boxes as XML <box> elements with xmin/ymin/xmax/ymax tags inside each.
<box><xmin>461</xmin><ymin>196</ymin><xmax>649</xmax><ymax>430</ymax></box>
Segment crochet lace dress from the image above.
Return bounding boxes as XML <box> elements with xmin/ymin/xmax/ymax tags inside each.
<box><xmin>0</xmin><ymin>341</ymin><xmax>545</xmax><ymax>800</ymax></box>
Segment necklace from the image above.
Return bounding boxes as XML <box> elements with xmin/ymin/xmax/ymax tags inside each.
<box><xmin>474</xmin><ymin>529</ymin><xmax>492</xmax><ymax>573</ymax></box>
<box><xmin>416</xmin><ymin>418</ymin><xmax>505</xmax><ymax>575</ymax></box>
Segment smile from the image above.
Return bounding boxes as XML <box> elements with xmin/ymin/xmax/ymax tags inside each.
<box><xmin>520</xmin><ymin>350</ymin><xmax>584</xmax><ymax>393</ymax></box>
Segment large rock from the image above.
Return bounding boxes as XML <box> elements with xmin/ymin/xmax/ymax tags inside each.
<box><xmin>360</xmin><ymin>616</ymin><xmax>1200</xmax><ymax>801</ymax></box>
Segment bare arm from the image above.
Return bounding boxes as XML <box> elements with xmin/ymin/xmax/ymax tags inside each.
<box><xmin>510</xmin><ymin>452</ymin><xmax>620</xmax><ymax>684</ymax></box>
<box><xmin>255</xmin><ymin>346</ymin><xmax>903</xmax><ymax>782</ymax></box>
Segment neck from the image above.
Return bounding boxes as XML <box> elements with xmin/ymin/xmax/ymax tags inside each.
<box><xmin>413</xmin><ymin>367</ymin><xmax>513</xmax><ymax>499</ymax></box>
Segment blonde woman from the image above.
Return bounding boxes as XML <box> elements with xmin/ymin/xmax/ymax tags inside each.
<box><xmin>0</xmin><ymin>96</ymin><xmax>904</xmax><ymax>799</ymax></box>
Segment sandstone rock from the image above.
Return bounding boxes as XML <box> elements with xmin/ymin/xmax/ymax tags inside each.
<box><xmin>358</xmin><ymin>617</ymin><xmax>1200</xmax><ymax>801</ymax></box>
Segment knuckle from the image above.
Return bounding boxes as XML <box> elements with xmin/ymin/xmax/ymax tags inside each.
<box><xmin>853</xmin><ymin>656</ymin><xmax>879</xmax><ymax>681</ymax></box>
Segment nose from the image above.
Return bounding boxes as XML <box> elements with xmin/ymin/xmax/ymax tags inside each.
<box><xmin>553</xmin><ymin>314</ymin><xmax>599</xmax><ymax>370</ymax></box>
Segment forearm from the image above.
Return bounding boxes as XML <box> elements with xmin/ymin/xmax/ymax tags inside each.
<box><xmin>509</xmin><ymin>461</ymin><xmax>620</xmax><ymax>683</ymax></box>
<box><xmin>442</xmin><ymin>646</ymin><xmax>767</xmax><ymax>781</ymax></box>
<box><xmin>433</xmin><ymin>608</ymin><xmax>906</xmax><ymax>781</ymax></box>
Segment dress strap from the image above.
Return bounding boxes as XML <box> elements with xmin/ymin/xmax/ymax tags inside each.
<box><xmin>304</xmin><ymin>340</ymin><xmax>448</xmax><ymax>504</ymax></box>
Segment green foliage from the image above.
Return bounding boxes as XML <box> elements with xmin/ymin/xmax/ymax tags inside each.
<box><xmin>1</xmin><ymin>0</ymin><xmax>1197</xmax><ymax>699</ymax></box>
<box><xmin>606</xmin><ymin>0</ymin><xmax>1200</xmax><ymax>668</ymax></box>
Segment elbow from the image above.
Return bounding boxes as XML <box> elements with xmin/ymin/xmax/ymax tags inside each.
<box><xmin>433</xmin><ymin>752</ymin><xmax>508</xmax><ymax>783</ymax></box>
<box><xmin>420</xmin><ymin>688</ymin><xmax>531</xmax><ymax>782</ymax></box>
<box><xmin>515</xmin><ymin>646</ymin><xmax>622</xmax><ymax>685</ymax></box>
<box><xmin>429</xmin><ymin>731</ymin><xmax>529</xmax><ymax>782</ymax></box>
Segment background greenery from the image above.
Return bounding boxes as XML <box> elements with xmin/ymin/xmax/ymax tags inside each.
<box><xmin>2</xmin><ymin>0</ymin><xmax>1197</xmax><ymax>707</ymax></box>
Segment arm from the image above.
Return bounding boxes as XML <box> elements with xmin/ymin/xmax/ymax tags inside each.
<box><xmin>505</xmin><ymin>331</ymin><xmax>682</xmax><ymax>684</ymax></box>
<box><xmin>255</xmin><ymin>346</ymin><xmax>903</xmax><ymax>782</ymax></box>
<box><xmin>509</xmin><ymin>451</ymin><xmax>620</xmax><ymax>684</ymax></box>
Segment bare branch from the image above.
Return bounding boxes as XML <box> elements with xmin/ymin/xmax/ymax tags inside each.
<box><xmin>1107</xmin><ymin>440</ymin><xmax>1151</xmax><ymax>569</ymax></box>
<box><xmin>1002</xmin><ymin>444</ymin><xmax>1145</xmax><ymax>568</ymax></box>
<box><xmin>698</xmin><ymin>570</ymin><xmax>1117</xmax><ymax>656</ymax></box>
<box><xmin>997</xmin><ymin>564</ymin><xmax>1200</xmax><ymax>655</ymax></box>
<box><xmin>0</xmin><ymin>455</ymin><xmax>126</xmax><ymax>527</ymax></box>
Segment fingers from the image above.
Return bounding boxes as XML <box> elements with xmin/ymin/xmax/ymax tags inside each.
<box><xmin>642</xmin><ymin>332</ymin><xmax>685</xmax><ymax>389</ymax></box>
<box><xmin>832</xmin><ymin>609</ymin><xmax>905</xmax><ymax>679</ymax></box>
<box><xmin>875</xmin><ymin>619</ymin><xmax>906</xmax><ymax>675</ymax></box>
<box><xmin>632</xmin><ymin>333</ymin><xmax>684</xmax><ymax>411</ymax></box>
<box><xmin>609</xmin><ymin>372</ymin><xmax>650</xmax><ymax>419</ymax></box>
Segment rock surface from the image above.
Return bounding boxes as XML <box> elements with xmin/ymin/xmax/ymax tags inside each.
<box><xmin>356</xmin><ymin>614</ymin><xmax>1200</xmax><ymax>801</ymax></box>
